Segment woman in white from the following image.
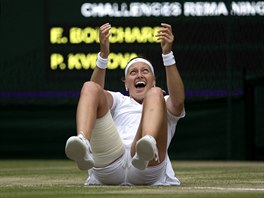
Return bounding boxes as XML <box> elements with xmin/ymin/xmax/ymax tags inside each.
<box><xmin>65</xmin><ymin>22</ymin><xmax>185</xmax><ymax>185</ymax></box>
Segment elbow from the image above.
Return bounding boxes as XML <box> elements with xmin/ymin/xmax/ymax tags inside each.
<box><xmin>167</xmin><ymin>87</ymin><xmax>185</xmax><ymax>116</ymax></box>
<box><xmin>174</xmin><ymin>100</ymin><xmax>185</xmax><ymax>117</ymax></box>
<box><xmin>169</xmin><ymin>95</ymin><xmax>185</xmax><ymax>117</ymax></box>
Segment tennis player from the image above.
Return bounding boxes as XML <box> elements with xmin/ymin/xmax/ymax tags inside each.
<box><xmin>65</xmin><ymin>22</ymin><xmax>185</xmax><ymax>185</ymax></box>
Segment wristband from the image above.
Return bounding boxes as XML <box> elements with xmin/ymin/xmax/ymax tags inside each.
<box><xmin>96</xmin><ymin>52</ymin><xmax>108</xmax><ymax>69</ymax></box>
<box><xmin>162</xmin><ymin>51</ymin><xmax>176</xmax><ymax>66</ymax></box>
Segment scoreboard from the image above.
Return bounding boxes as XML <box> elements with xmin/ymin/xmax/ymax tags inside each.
<box><xmin>0</xmin><ymin>0</ymin><xmax>261</xmax><ymax>104</ymax></box>
<box><xmin>45</xmin><ymin>0</ymin><xmax>264</xmax><ymax>99</ymax></box>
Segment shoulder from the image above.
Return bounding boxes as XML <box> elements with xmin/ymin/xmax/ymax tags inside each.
<box><xmin>107</xmin><ymin>91</ymin><xmax>127</xmax><ymax>99</ymax></box>
<box><xmin>107</xmin><ymin>91</ymin><xmax>129</xmax><ymax>109</ymax></box>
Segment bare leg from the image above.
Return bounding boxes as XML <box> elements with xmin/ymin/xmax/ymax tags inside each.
<box><xmin>76</xmin><ymin>81</ymin><xmax>109</xmax><ymax>140</ymax></box>
<box><xmin>131</xmin><ymin>87</ymin><xmax>168</xmax><ymax>166</ymax></box>
<box><xmin>75</xmin><ymin>81</ymin><xmax>124</xmax><ymax>167</ymax></box>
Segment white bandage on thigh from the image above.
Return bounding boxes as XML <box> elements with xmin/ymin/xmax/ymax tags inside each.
<box><xmin>90</xmin><ymin>111</ymin><xmax>125</xmax><ymax>167</ymax></box>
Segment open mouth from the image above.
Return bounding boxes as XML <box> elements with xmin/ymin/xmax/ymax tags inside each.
<box><xmin>135</xmin><ymin>81</ymin><xmax>146</xmax><ymax>89</ymax></box>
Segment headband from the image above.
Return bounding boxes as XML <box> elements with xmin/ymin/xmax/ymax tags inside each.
<box><xmin>125</xmin><ymin>58</ymin><xmax>155</xmax><ymax>76</ymax></box>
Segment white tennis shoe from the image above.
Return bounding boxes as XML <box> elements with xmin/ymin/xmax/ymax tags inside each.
<box><xmin>131</xmin><ymin>135</ymin><xmax>159</xmax><ymax>170</ymax></box>
<box><xmin>65</xmin><ymin>133</ymin><xmax>94</xmax><ymax>170</ymax></box>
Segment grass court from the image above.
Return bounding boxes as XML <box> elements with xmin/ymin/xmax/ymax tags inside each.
<box><xmin>0</xmin><ymin>160</ymin><xmax>263</xmax><ymax>198</ymax></box>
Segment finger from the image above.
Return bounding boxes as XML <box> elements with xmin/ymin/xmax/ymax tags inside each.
<box><xmin>155</xmin><ymin>31</ymin><xmax>169</xmax><ymax>37</ymax></box>
<box><xmin>100</xmin><ymin>22</ymin><xmax>110</xmax><ymax>29</ymax></box>
<box><xmin>161</xmin><ymin>23</ymin><xmax>172</xmax><ymax>31</ymax></box>
<box><xmin>100</xmin><ymin>23</ymin><xmax>111</xmax><ymax>33</ymax></box>
<box><xmin>155</xmin><ymin>32</ymin><xmax>173</xmax><ymax>40</ymax></box>
<box><xmin>101</xmin><ymin>25</ymin><xmax>111</xmax><ymax>32</ymax></box>
<box><xmin>156</xmin><ymin>30</ymin><xmax>172</xmax><ymax>40</ymax></box>
<box><xmin>105</xmin><ymin>31</ymin><xmax>112</xmax><ymax>39</ymax></box>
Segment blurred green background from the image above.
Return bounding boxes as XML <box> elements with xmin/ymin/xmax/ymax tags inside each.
<box><xmin>0</xmin><ymin>0</ymin><xmax>263</xmax><ymax>160</ymax></box>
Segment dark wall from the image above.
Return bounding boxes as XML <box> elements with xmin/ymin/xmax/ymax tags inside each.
<box><xmin>0</xmin><ymin>98</ymin><xmax>257</xmax><ymax>160</ymax></box>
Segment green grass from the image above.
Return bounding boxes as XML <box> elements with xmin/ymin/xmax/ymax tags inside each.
<box><xmin>0</xmin><ymin>160</ymin><xmax>263</xmax><ymax>198</ymax></box>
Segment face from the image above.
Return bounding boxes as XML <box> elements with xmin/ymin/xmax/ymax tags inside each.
<box><xmin>125</xmin><ymin>62</ymin><xmax>156</xmax><ymax>104</ymax></box>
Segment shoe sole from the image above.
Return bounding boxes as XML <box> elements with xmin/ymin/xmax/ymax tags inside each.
<box><xmin>136</xmin><ymin>138</ymin><xmax>155</xmax><ymax>161</ymax></box>
<box><xmin>132</xmin><ymin>137</ymin><xmax>155</xmax><ymax>170</ymax></box>
<box><xmin>65</xmin><ymin>137</ymin><xmax>94</xmax><ymax>170</ymax></box>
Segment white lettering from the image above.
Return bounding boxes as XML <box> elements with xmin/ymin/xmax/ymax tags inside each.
<box><xmin>231</xmin><ymin>1</ymin><xmax>264</xmax><ymax>16</ymax></box>
<box><xmin>184</xmin><ymin>2</ymin><xmax>228</xmax><ymax>16</ymax></box>
<box><xmin>81</xmin><ymin>3</ymin><xmax>92</xmax><ymax>17</ymax></box>
<box><xmin>81</xmin><ymin>2</ymin><xmax>182</xmax><ymax>17</ymax></box>
<box><xmin>171</xmin><ymin>3</ymin><xmax>182</xmax><ymax>16</ymax></box>
<box><xmin>81</xmin><ymin>1</ymin><xmax>264</xmax><ymax>17</ymax></box>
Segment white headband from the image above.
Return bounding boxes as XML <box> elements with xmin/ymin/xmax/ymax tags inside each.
<box><xmin>125</xmin><ymin>58</ymin><xmax>155</xmax><ymax>76</ymax></box>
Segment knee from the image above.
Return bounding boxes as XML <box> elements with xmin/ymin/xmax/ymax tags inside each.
<box><xmin>145</xmin><ymin>87</ymin><xmax>164</xmax><ymax>101</ymax></box>
<box><xmin>81</xmin><ymin>81</ymin><xmax>103</xmax><ymax>96</ymax></box>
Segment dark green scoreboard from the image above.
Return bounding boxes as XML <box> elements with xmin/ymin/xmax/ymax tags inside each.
<box><xmin>45</xmin><ymin>0</ymin><xmax>264</xmax><ymax>100</ymax></box>
<box><xmin>1</xmin><ymin>0</ymin><xmax>264</xmax><ymax>103</ymax></box>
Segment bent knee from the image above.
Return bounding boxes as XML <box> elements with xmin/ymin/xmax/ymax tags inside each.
<box><xmin>81</xmin><ymin>81</ymin><xmax>104</xmax><ymax>95</ymax></box>
<box><xmin>146</xmin><ymin>87</ymin><xmax>164</xmax><ymax>99</ymax></box>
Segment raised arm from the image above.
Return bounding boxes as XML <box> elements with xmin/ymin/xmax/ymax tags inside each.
<box><xmin>156</xmin><ymin>23</ymin><xmax>185</xmax><ymax>117</ymax></box>
<box><xmin>90</xmin><ymin>23</ymin><xmax>111</xmax><ymax>88</ymax></box>
<box><xmin>90</xmin><ymin>23</ymin><xmax>113</xmax><ymax>109</ymax></box>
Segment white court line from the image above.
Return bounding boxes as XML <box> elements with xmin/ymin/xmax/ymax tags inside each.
<box><xmin>185</xmin><ymin>186</ymin><xmax>264</xmax><ymax>191</ymax></box>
